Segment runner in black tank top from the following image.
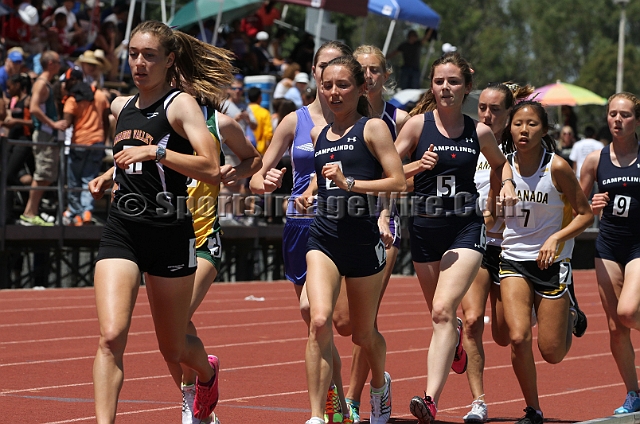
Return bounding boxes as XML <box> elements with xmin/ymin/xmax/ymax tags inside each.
<box><xmin>111</xmin><ymin>89</ymin><xmax>193</xmax><ymax>224</ymax></box>
<box><xmin>394</xmin><ymin>52</ymin><xmax>517</xmax><ymax>423</ymax></box>
<box><xmin>345</xmin><ymin>46</ymin><xmax>412</xmax><ymax>420</ymax></box>
<box><xmin>296</xmin><ymin>55</ymin><xmax>405</xmax><ymax>424</ymax></box>
<box><xmin>88</xmin><ymin>21</ymin><xmax>235</xmax><ymax>424</ymax></box>
<box><xmin>579</xmin><ymin>92</ymin><xmax>640</xmax><ymax>415</ymax></box>
<box><xmin>311</xmin><ymin>117</ymin><xmax>383</xmax><ymax>245</ymax></box>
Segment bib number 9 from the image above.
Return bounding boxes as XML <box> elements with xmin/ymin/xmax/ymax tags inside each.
<box><xmin>437</xmin><ymin>175</ymin><xmax>456</xmax><ymax>197</ymax></box>
<box><xmin>613</xmin><ymin>194</ymin><xmax>631</xmax><ymax>217</ymax></box>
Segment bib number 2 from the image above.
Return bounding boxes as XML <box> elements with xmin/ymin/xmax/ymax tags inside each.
<box><xmin>437</xmin><ymin>175</ymin><xmax>456</xmax><ymax>196</ymax></box>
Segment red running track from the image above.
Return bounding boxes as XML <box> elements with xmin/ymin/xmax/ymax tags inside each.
<box><xmin>0</xmin><ymin>270</ymin><xmax>636</xmax><ymax>423</ymax></box>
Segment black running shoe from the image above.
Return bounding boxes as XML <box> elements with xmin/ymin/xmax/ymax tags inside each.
<box><xmin>515</xmin><ymin>407</ymin><xmax>543</xmax><ymax>424</ymax></box>
<box><xmin>572</xmin><ymin>306</ymin><xmax>587</xmax><ymax>337</ymax></box>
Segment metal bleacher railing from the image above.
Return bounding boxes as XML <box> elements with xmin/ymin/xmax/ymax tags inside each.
<box><xmin>0</xmin><ymin>136</ymin><xmax>290</xmax><ymax>289</ymax></box>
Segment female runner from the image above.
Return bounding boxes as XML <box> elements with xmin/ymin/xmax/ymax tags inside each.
<box><xmin>345</xmin><ymin>44</ymin><xmax>409</xmax><ymax>423</ymax></box>
<box><xmin>579</xmin><ymin>92</ymin><xmax>640</xmax><ymax>414</ymax></box>
<box><xmin>393</xmin><ymin>52</ymin><xmax>517</xmax><ymax>424</ymax></box>
<box><xmin>248</xmin><ymin>41</ymin><xmax>355</xmax><ymax>423</ymax></box>
<box><xmin>88</xmin><ymin>21</ymin><xmax>231</xmax><ymax>423</ymax></box>
<box><xmin>499</xmin><ymin>101</ymin><xmax>593</xmax><ymax>424</ymax></box>
<box><xmin>296</xmin><ymin>54</ymin><xmax>405</xmax><ymax>424</ymax></box>
<box><xmin>460</xmin><ymin>82</ymin><xmax>534</xmax><ymax>423</ymax></box>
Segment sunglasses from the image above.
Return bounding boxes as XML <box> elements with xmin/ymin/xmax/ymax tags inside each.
<box><xmin>230</xmin><ymin>87</ymin><xmax>243</xmax><ymax>91</ymax></box>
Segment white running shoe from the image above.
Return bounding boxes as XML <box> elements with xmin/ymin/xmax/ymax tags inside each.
<box><xmin>305</xmin><ymin>418</ymin><xmax>325</xmax><ymax>424</ymax></box>
<box><xmin>370</xmin><ymin>371</ymin><xmax>392</xmax><ymax>424</ymax></box>
<box><xmin>463</xmin><ymin>399</ymin><xmax>488</xmax><ymax>423</ymax></box>
<box><xmin>182</xmin><ymin>384</ymin><xmax>216</xmax><ymax>424</ymax></box>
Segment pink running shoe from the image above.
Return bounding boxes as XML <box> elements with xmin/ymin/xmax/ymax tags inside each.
<box><xmin>451</xmin><ymin>317</ymin><xmax>468</xmax><ymax>374</ymax></box>
<box><xmin>410</xmin><ymin>393</ymin><xmax>437</xmax><ymax>424</ymax></box>
<box><xmin>193</xmin><ymin>355</ymin><xmax>220</xmax><ymax>420</ymax></box>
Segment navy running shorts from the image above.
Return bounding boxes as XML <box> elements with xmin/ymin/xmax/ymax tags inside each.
<box><xmin>499</xmin><ymin>257</ymin><xmax>571</xmax><ymax>299</ymax></box>
<box><xmin>482</xmin><ymin>244</ymin><xmax>502</xmax><ymax>285</ymax></box>
<box><xmin>409</xmin><ymin>214</ymin><xmax>485</xmax><ymax>263</ymax></box>
<box><xmin>595</xmin><ymin>231</ymin><xmax>640</xmax><ymax>266</ymax></box>
<box><xmin>96</xmin><ymin>214</ymin><xmax>197</xmax><ymax>278</ymax></box>
<box><xmin>307</xmin><ymin>233</ymin><xmax>387</xmax><ymax>278</ymax></box>
<box><xmin>282</xmin><ymin>217</ymin><xmax>313</xmax><ymax>286</ymax></box>
<box><xmin>389</xmin><ymin>211</ymin><xmax>401</xmax><ymax>249</ymax></box>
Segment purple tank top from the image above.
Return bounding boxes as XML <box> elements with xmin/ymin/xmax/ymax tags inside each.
<box><xmin>286</xmin><ymin>106</ymin><xmax>316</xmax><ymax>217</ymax></box>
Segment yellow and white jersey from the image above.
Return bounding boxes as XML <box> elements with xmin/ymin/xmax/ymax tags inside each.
<box><xmin>501</xmin><ymin>150</ymin><xmax>574</xmax><ymax>262</ymax></box>
<box><xmin>188</xmin><ymin>109</ymin><xmax>224</xmax><ymax>249</ymax></box>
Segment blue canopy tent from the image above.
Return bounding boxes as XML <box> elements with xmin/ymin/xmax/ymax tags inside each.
<box><xmin>367</xmin><ymin>0</ymin><xmax>441</xmax><ymax>55</ymax></box>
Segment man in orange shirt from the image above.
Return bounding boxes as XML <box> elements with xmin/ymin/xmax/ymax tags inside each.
<box><xmin>62</xmin><ymin>68</ymin><xmax>110</xmax><ymax>225</ymax></box>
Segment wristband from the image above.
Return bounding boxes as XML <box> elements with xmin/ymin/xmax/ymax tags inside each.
<box><xmin>501</xmin><ymin>178</ymin><xmax>516</xmax><ymax>189</ymax></box>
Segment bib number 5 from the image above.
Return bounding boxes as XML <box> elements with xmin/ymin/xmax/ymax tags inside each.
<box><xmin>437</xmin><ymin>175</ymin><xmax>456</xmax><ymax>197</ymax></box>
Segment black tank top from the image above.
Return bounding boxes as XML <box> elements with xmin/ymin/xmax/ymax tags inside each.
<box><xmin>597</xmin><ymin>143</ymin><xmax>640</xmax><ymax>236</ymax></box>
<box><xmin>412</xmin><ymin>112</ymin><xmax>480</xmax><ymax>216</ymax></box>
<box><xmin>311</xmin><ymin>117</ymin><xmax>383</xmax><ymax>243</ymax></box>
<box><xmin>111</xmin><ymin>89</ymin><xmax>194</xmax><ymax>225</ymax></box>
<box><xmin>8</xmin><ymin>96</ymin><xmax>28</xmax><ymax>140</ymax></box>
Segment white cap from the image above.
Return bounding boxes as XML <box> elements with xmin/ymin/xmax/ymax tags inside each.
<box><xmin>18</xmin><ymin>3</ymin><xmax>39</xmax><ymax>26</ymax></box>
<box><xmin>294</xmin><ymin>73</ymin><xmax>309</xmax><ymax>84</ymax></box>
<box><xmin>442</xmin><ymin>43</ymin><xmax>457</xmax><ymax>53</ymax></box>
<box><xmin>256</xmin><ymin>31</ymin><xmax>269</xmax><ymax>41</ymax></box>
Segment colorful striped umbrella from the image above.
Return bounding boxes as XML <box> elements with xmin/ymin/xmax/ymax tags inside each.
<box><xmin>527</xmin><ymin>80</ymin><xmax>608</xmax><ymax>106</ymax></box>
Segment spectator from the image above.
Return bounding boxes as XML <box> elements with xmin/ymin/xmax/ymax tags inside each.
<box><xmin>387</xmin><ymin>28</ymin><xmax>434</xmax><ymax>89</ymax></box>
<box><xmin>60</xmin><ymin>67</ymin><xmax>110</xmax><ymax>226</ymax></box>
<box><xmin>596</xmin><ymin>124</ymin><xmax>613</xmax><ymax>146</ymax></box>
<box><xmin>2</xmin><ymin>73</ymin><xmax>33</xmax><ymax>141</ymax></box>
<box><xmin>570</xmin><ymin>125</ymin><xmax>604</xmax><ymax>181</ymax></box>
<box><xmin>91</xmin><ymin>20</ymin><xmax>119</xmax><ymax>81</ymax></box>
<box><xmin>221</xmin><ymin>76</ymin><xmax>258</xmax><ymax>223</ymax></box>
<box><xmin>557</xmin><ymin>125</ymin><xmax>575</xmax><ymax>167</ymax></box>
<box><xmin>0</xmin><ymin>50</ymin><xmax>23</xmax><ymax>96</ymax></box>
<box><xmin>247</xmin><ymin>86</ymin><xmax>273</xmax><ymax>156</ymax></box>
<box><xmin>19</xmin><ymin>50</ymin><xmax>68</xmax><ymax>226</ymax></box>
<box><xmin>2</xmin><ymin>72</ymin><xmax>34</xmax><ymax>220</ymax></box>
<box><xmin>290</xmin><ymin>33</ymin><xmax>315</xmax><ymax>74</ymax></box>
<box><xmin>284</xmin><ymin>72</ymin><xmax>308</xmax><ymax>109</ymax></box>
<box><xmin>240</xmin><ymin>10</ymin><xmax>263</xmax><ymax>39</ymax></box>
<box><xmin>302</xmin><ymin>86</ymin><xmax>315</xmax><ymax>107</ymax></box>
<box><xmin>53</xmin><ymin>0</ymin><xmax>83</xmax><ymax>35</ymax></box>
<box><xmin>224</xmin><ymin>19</ymin><xmax>253</xmax><ymax>74</ymax></box>
<box><xmin>273</xmin><ymin>62</ymin><xmax>299</xmax><ymax>99</ymax></box>
<box><xmin>269</xmin><ymin>28</ymin><xmax>287</xmax><ymax>63</ymax></box>
<box><xmin>75</xmin><ymin>49</ymin><xmax>108</xmax><ymax>88</ymax></box>
<box><xmin>255</xmin><ymin>1</ymin><xmax>281</xmax><ymax>32</ymax></box>
<box><xmin>251</xmin><ymin>31</ymin><xmax>283</xmax><ymax>75</ymax></box>
<box><xmin>2</xmin><ymin>2</ymin><xmax>39</xmax><ymax>51</ymax></box>
<box><xmin>561</xmin><ymin>105</ymin><xmax>578</xmax><ymax>138</ymax></box>
<box><xmin>47</xmin><ymin>12</ymin><xmax>75</xmax><ymax>56</ymax></box>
